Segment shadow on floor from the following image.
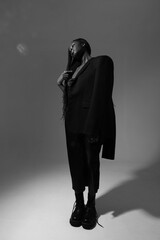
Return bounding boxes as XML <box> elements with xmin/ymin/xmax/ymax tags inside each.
<box><xmin>96</xmin><ymin>158</ymin><xmax>160</xmax><ymax>218</ymax></box>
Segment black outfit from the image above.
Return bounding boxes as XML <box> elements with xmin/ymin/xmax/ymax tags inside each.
<box><xmin>65</xmin><ymin>131</ymin><xmax>101</xmax><ymax>193</ymax></box>
<box><xmin>64</xmin><ymin>55</ymin><xmax>116</xmax><ymax>193</ymax></box>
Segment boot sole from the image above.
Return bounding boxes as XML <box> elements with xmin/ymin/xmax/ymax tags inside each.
<box><xmin>82</xmin><ymin>221</ymin><xmax>96</xmax><ymax>230</ymax></box>
<box><xmin>69</xmin><ymin>218</ymin><xmax>82</xmax><ymax>227</ymax></box>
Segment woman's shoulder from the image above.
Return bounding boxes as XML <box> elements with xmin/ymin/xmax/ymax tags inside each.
<box><xmin>91</xmin><ymin>55</ymin><xmax>113</xmax><ymax>66</ymax></box>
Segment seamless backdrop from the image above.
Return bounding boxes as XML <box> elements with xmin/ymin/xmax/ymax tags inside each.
<box><xmin>0</xmin><ymin>0</ymin><xmax>160</xmax><ymax>195</ymax></box>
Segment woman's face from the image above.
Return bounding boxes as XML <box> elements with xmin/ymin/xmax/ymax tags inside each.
<box><xmin>69</xmin><ymin>41</ymin><xmax>82</xmax><ymax>57</ymax></box>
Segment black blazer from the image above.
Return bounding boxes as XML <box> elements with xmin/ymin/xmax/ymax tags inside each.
<box><xmin>65</xmin><ymin>55</ymin><xmax>116</xmax><ymax>160</ymax></box>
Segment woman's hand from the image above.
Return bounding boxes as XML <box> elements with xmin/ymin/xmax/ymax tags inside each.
<box><xmin>57</xmin><ymin>70</ymin><xmax>73</xmax><ymax>91</ymax></box>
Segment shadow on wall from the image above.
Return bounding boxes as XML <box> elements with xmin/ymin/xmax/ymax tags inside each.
<box><xmin>97</xmin><ymin>157</ymin><xmax>160</xmax><ymax>218</ymax></box>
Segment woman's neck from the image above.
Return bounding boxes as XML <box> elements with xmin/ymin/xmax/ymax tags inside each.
<box><xmin>81</xmin><ymin>52</ymin><xmax>92</xmax><ymax>65</ymax></box>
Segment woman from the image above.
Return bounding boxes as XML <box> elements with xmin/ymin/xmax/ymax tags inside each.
<box><xmin>57</xmin><ymin>38</ymin><xmax>116</xmax><ymax>229</ymax></box>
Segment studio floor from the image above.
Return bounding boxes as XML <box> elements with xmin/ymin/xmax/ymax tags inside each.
<box><xmin>1</xmin><ymin>158</ymin><xmax>160</xmax><ymax>240</ymax></box>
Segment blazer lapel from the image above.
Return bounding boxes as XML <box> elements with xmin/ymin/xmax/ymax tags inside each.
<box><xmin>75</xmin><ymin>58</ymin><xmax>92</xmax><ymax>79</ymax></box>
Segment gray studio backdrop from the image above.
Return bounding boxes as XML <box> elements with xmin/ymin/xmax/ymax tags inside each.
<box><xmin>0</xmin><ymin>0</ymin><xmax>160</xmax><ymax>191</ymax></box>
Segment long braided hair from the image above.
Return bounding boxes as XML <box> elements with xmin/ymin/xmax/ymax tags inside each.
<box><xmin>62</xmin><ymin>38</ymin><xmax>91</xmax><ymax>119</ymax></box>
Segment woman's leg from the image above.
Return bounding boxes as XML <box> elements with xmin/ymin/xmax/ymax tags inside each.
<box><xmin>65</xmin><ymin>132</ymin><xmax>87</xmax><ymax>192</ymax></box>
<box><xmin>82</xmin><ymin>135</ymin><xmax>102</xmax><ymax>229</ymax></box>
<box><xmin>84</xmin><ymin>135</ymin><xmax>101</xmax><ymax>197</ymax></box>
<box><xmin>65</xmin><ymin>131</ymin><xmax>86</xmax><ymax>227</ymax></box>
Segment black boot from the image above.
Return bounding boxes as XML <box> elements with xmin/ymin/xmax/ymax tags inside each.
<box><xmin>82</xmin><ymin>194</ymin><xmax>97</xmax><ymax>230</ymax></box>
<box><xmin>70</xmin><ymin>192</ymin><xmax>85</xmax><ymax>227</ymax></box>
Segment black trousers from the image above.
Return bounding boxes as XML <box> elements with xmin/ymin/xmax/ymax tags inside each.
<box><xmin>65</xmin><ymin>131</ymin><xmax>102</xmax><ymax>193</ymax></box>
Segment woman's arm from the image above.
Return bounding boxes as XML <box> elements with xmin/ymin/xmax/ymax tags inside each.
<box><xmin>57</xmin><ymin>70</ymin><xmax>73</xmax><ymax>92</ymax></box>
<box><xmin>84</xmin><ymin>56</ymin><xmax>114</xmax><ymax>137</ymax></box>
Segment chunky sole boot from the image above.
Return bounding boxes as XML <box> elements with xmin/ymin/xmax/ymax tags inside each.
<box><xmin>70</xmin><ymin>202</ymin><xmax>85</xmax><ymax>227</ymax></box>
<box><xmin>82</xmin><ymin>205</ymin><xmax>97</xmax><ymax>230</ymax></box>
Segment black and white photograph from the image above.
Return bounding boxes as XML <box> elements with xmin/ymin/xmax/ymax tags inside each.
<box><xmin>0</xmin><ymin>0</ymin><xmax>160</xmax><ymax>239</ymax></box>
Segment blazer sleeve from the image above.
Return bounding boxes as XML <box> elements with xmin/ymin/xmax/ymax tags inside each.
<box><xmin>83</xmin><ymin>56</ymin><xmax>114</xmax><ymax>137</ymax></box>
